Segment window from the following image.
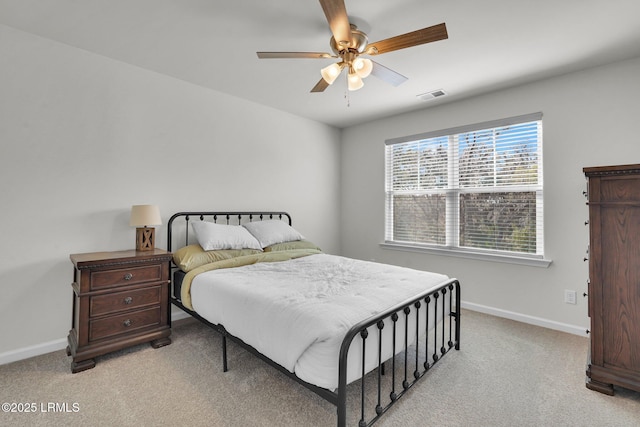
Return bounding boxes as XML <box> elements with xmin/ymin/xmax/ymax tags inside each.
<box><xmin>384</xmin><ymin>113</ymin><xmax>545</xmax><ymax>263</ymax></box>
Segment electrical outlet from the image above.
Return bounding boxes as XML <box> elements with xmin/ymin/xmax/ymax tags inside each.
<box><xmin>564</xmin><ymin>290</ymin><xmax>577</xmax><ymax>304</ymax></box>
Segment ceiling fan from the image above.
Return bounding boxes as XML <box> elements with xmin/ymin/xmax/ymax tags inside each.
<box><xmin>257</xmin><ymin>0</ymin><xmax>448</xmax><ymax>93</ymax></box>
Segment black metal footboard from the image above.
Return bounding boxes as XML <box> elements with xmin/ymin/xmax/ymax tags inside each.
<box><xmin>337</xmin><ymin>278</ymin><xmax>460</xmax><ymax>427</ymax></box>
<box><xmin>171</xmin><ymin>277</ymin><xmax>460</xmax><ymax>427</ymax></box>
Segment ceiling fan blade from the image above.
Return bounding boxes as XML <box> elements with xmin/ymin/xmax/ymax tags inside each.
<box><xmin>370</xmin><ymin>61</ymin><xmax>408</xmax><ymax>87</ymax></box>
<box><xmin>257</xmin><ymin>52</ymin><xmax>334</xmax><ymax>59</ymax></box>
<box><xmin>367</xmin><ymin>23</ymin><xmax>448</xmax><ymax>55</ymax></box>
<box><xmin>319</xmin><ymin>0</ymin><xmax>351</xmax><ymax>48</ymax></box>
<box><xmin>311</xmin><ymin>78</ymin><xmax>330</xmax><ymax>93</ymax></box>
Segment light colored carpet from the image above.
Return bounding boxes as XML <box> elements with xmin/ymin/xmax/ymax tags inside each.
<box><xmin>1</xmin><ymin>309</ymin><xmax>639</xmax><ymax>426</ymax></box>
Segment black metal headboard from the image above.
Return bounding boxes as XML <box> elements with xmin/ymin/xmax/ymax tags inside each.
<box><xmin>167</xmin><ymin>211</ymin><xmax>292</xmax><ymax>252</ymax></box>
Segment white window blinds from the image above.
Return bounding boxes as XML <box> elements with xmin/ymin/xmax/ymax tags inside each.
<box><xmin>385</xmin><ymin>113</ymin><xmax>544</xmax><ymax>257</ymax></box>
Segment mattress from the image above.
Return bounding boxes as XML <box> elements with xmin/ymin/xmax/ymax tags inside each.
<box><xmin>189</xmin><ymin>253</ymin><xmax>450</xmax><ymax>390</ymax></box>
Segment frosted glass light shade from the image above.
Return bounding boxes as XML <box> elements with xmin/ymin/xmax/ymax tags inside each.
<box><xmin>129</xmin><ymin>205</ymin><xmax>162</xmax><ymax>227</ymax></box>
<box><xmin>353</xmin><ymin>58</ymin><xmax>373</xmax><ymax>78</ymax></box>
<box><xmin>320</xmin><ymin>63</ymin><xmax>343</xmax><ymax>85</ymax></box>
<box><xmin>347</xmin><ymin>72</ymin><xmax>364</xmax><ymax>91</ymax></box>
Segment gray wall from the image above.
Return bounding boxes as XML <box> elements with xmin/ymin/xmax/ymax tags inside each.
<box><xmin>0</xmin><ymin>24</ymin><xmax>341</xmax><ymax>359</ymax></box>
<box><xmin>340</xmin><ymin>56</ymin><xmax>640</xmax><ymax>333</ymax></box>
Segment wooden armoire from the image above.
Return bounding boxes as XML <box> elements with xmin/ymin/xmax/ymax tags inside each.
<box><xmin>584</xmin><ymin>164</ymin><xmax>640</xmax><ymax>395</ymax></box>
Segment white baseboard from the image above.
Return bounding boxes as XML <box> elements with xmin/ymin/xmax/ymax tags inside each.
<box><xmin>462</xmin><ymin>301</ymin><xmax>588</xmax><ymax>336</ymax></box>
<box><xmin>0</xmin><ymin>338</ymin><xmax>68</xmax><ymax>366</ymax></box>
<box><xmin>0</xmin><ymin>309</ymin><xmax>194</xmax><ymax>366</ymax></box>
<box><xmin>172</xmin><ymin>310</ymin><xmax>191</xmax><ymax>322</ymax></box>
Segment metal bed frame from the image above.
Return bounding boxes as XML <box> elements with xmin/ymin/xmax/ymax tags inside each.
<box><xmin>167</xmin><ymin>211</ymin><xmax>461</xmax><ymax>427</ymax></box>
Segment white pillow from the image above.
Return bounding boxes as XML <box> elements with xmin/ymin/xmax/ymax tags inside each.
<box><xmin>191</xmin><ymin>221</ymin><xmax>262</xmax><ymax>251</ymax></box>
<box><xmin>243</xmin><ymin>220</ymin><xmax>304</xmax><ymax>248</ymax></box>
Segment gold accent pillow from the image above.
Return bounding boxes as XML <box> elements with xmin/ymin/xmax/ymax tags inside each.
<box><xmin>262</xmin><ymin>240</ymin><xmax>322</xmax><ymax>253</ymax></box>
<box><xmin>173</xmin><ymin>244</ymin><xmax>262</xmax><ymax>272</ymax></box>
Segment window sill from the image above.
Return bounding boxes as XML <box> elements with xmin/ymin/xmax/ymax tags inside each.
<box><xmin>380</xmin><ymin>242</ymin><xmax>552</xmax><ymax>268</ymax></box>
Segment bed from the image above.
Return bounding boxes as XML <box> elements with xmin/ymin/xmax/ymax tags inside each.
<box><xmin>167</xmin><ymin>211</ymin><xmax>460</xmax><ymax>426</ymax></box>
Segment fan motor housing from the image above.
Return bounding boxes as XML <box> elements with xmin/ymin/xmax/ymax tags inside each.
<box><xmin>329</xmin><ymin>25</ymin><xmax>368</xmax><ymax>54</ymax></box>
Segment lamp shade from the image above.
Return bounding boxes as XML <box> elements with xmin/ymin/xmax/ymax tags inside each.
<box><xmin>320</xmin><ymin>63</ymin><xmax>344</xmax><ymax>85</ymax></box>
<box><xmin>347</xmin><ymin>71</ymin><xmax>364</xmax><ymax>91</ymax></box>
<box><xmin>129</xmin><ymin>205</ymin><xmax>162</xmax><ymax>227</ymax></box>
<box><xmin>353</xmin><ymin>58</ymin><xmax>373</xmax><ymax>78</ymax></box>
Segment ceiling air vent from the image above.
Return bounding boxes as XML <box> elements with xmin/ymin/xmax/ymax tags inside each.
<box><xmin>417</xmin><ymin>89</ymin><xmax>447</xmax><ymax>102</ymax></box>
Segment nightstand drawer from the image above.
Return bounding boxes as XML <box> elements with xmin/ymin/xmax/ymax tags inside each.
<box><xmin>89</xmin><ymin>306</ymin><xmax>161</xmax><ymax>341</ymax></box>
<box><xmin>90</xmin><ymin>264</ymin><xmax>162</xmax><ymax>290</ymax></box>
<box><xmin>90</xmin><ymin>286</ymin><xmax>161</xmax><ymax>317</ymax></box>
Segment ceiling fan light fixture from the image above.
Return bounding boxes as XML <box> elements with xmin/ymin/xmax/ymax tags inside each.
<box><xmin>347</xmin><ymin>70</ymin><xmax>364</xmax><ymax>91</ymax></box>
<box><xmin>321</xmin><ymin>63</ymin><xmax>343</xmax><ymax>85</ymax></box>
<box><xmin>257</xmin><ymin>3</ymin><xmax>448</xmax><ymax>95</ymax></box>
<box><xmin>353</xmin><ymin>58</ymin><xmax>373</xmax><ymax>78</ymax></box>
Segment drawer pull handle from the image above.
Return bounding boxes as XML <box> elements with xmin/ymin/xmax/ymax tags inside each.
<box><xmin>124</xmin><ymin>297</ymin><xmax>133</xmax><ymax>305</ymax></box>
<box><xmin>124</xmin><ymin>273</ymin><xmax>133</xmax><ymax>281</ymax></box>
<box><xmin>123</xmin><ymin>319</ymin><xmax>132</xmax><ymax>327</ymax></box>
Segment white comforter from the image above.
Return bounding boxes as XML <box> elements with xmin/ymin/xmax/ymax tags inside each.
<box><xmin>190</xmin><ymin>253</ymin><xmax>449</xmax><ymax>390</ymax></box>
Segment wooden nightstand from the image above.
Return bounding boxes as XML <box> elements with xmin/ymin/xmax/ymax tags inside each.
<box><xmin>67</xmin><ymin>249</ymin><xmax>173</xmax><ymax>373</ymax></box>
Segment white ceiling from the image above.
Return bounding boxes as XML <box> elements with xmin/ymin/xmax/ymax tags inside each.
<box><xmin>2</xmin><ymin>0</ymin><xmax>640</xmax><ymax>128</ymax></box>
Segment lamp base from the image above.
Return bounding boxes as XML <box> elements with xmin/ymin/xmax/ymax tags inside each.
<box><xmin>136</xmin><ymin>227</ymin><xmax>155</xmax><ymax>251</ymax></box>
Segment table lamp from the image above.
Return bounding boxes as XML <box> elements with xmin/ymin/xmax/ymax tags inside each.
<box><xmin>129</xmin><ymin>205</ymin><xmax>162</xmax><ymax>251</ymax></box>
